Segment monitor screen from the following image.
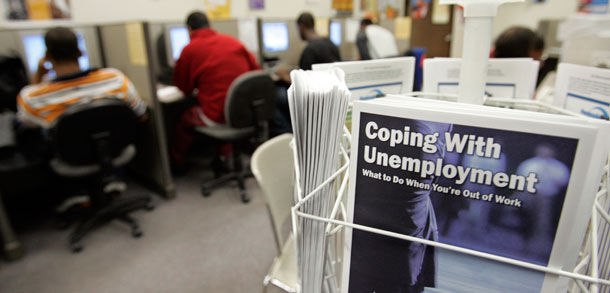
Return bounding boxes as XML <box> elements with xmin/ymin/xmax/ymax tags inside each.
<box><xmin>262</xmin><ymin>22</ymin><xmax>289</xmax><ymax>52</ymax></box>
<box><xmin>330</xmin><ymin>21</ymin><xmax>342</xmax><ymax>46</ymax></box>
<box><xmin>22</xmin><ymin>32</ymin><xmax>90</xmax><ymax>76</ymax></box>
<box><xmin>169</xmin><ymin>26</ymin><xmax>190</xmax><ymax>61</ymax></box>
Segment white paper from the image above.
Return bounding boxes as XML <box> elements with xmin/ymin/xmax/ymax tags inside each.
<box><xmin>288</xmin><ymin>69</ymin><xmax>351</xmax><ymax>293</ymax></box>
<box><xmin>554</xmin><ymin>63</ymin><xmax>610</xmax><ymax>120</ymax></box>
<box><xmin>238</xmin><ymin>18</ymin><xmax>259</xmax><ymax>53</ymax></box>
<box><xmin>423</xmin><ymin>58</ymin><xmax>539</xmax><ymax>100</ymax></box>
<box><xmin>312</xmin><ymin>57</ymin><xmax>416</xmax><ymax>101</ymax></box>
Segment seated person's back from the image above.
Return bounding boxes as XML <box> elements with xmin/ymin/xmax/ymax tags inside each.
<box><xmin>17</xmin><ymin>27</ymin><xmax>146</xmax><ymax>128</ymax></box>
<box><xmin>296</xmin><ymin>12</ymin><xmax>341</xmax><ymax>70</ymax></box>
<box><xmin>170</xmin><ymin>11</ymin><xmax>260</xmax><ymax>167</ymax></box>
<box><xmin>173</xmin><ymin>11</ymin><xmax>260</xmax><ymax>124</ymax></box>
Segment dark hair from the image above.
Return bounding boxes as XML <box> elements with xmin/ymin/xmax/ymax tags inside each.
<box><xmin>44</xmin><ymin>27</ymin><xmax>80</xmax><ymax>63</ymax></box>
<box><xmin>297</xmin><ymin>12</ymin><xmax>315</xmax><ymax>29</ymax></box>
<box><xmin>493</xmin><ymin>27</ymin><xmax>545</xmax><ymax>58</ymax></box>
<box><xmin>361</xmin><ymin>18</ymin><xmax>373</xmax><ymax>26</ymax></box>
<box><xmin>186</xmin><ymin>11</ymin><xmax>210</xmax><ymax>30</ymax></box>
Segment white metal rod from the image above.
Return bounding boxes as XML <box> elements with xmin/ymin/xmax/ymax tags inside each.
<box><xmin>295</xmin><ymin>211</ymin><xmax>610</xmax><ymax>286</ymax></box>
<box><xmin>591</xmin><ymin>201</ymin><xmax>600</xmax><ymax>293</ymax></box>
<box><xmin>293</xmin><ymin>163</ymin><xmax>349</xmax><ymax>211</ymax></box>
<box><xmin>326</xmin><ymin>173</ymin><xmax>349</xmax><ymax>234</ymax></box>
<box><xmin>596</xmin><ymin>198</ymin><xmax>610</xmax><ymax>225</ymax></box>
<box><xmin>458</xmin><ymin>16</ymin><xmax>493</xmax><ymax>105</ymax></box>
<box><xmin>576</xmin><ymin>279</ymin><xmax>591</xmax><ymax>293</ymax></box>
<box><xmin>325</xmin><ymin>146</ymin><xmax>350</xmax><ymax>234</ymax></box>
<box><xmin>343</xmin><ymin>125</ymin><xmax>352</xmax><ymax>142</ymax></box>
<box><xmin>574</xmin><ymin>255</ymin><xmax>591</xmax><ymax>273</ymax></box>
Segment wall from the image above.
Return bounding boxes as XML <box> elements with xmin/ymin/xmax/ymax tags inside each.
<box><xmin>0</xmin><ymin>0</ymin><xmax>359</xmax><ymax>26</ymax></box>
<box><xmin>71</xmin><ymin>0</ymin><xmax>203</xmax><ymax>23</ymax></box>
<box><xmin>450</xmin><ymin>0</ymin><xmax>577</xmax><ymax>57</ymax></box>
<box><xmin>493</xmin><ymin>0</ymin><xmax>577</xmax><ymax>37</ymax></box>
<box><xmin>0</xmin><ymin>0</ymin><xmax>399</xmax><ymax>26</ymax></box>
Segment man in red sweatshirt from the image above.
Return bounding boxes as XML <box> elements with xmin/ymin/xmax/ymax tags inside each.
<box><xmin>172</xmin><ymin>11</ymin><xmax>260</xmax><ymax>167</ymax></box>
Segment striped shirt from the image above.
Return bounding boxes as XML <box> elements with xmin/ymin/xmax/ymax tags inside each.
<box><xmin>17</xmin><ymin>68</ymin><xmax>147</xmax><ymax>128</ymax></box>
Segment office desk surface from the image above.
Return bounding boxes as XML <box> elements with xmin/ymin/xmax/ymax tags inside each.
<box><xmin>157</xmin><ymin>85</ymin><xmax>184</xmax><ymax>104</ymax></box>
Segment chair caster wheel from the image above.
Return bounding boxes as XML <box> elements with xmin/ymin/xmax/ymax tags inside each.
<box><xmin>240</xmin><ymin>192</ymin><xmax>250</xmax><ymax>203</ymax></box>
<box><xmin>70</xmin><ymin>242</ymin><xmax>83</xmax><ymax>253</ymax></box>
<box><xmin>132</xmin><ymin>228</ymin><xmax>142</xmax><ymax>238</ymax></box>
<box><xmin>201</xmin><ymin>188</ymin><xmax>211</xmax><ymax>197</ymax></box>
<box><xmin>145</xmin><ymin>201</ymin><xmax>155</xmax><ymax>211</ymax></box>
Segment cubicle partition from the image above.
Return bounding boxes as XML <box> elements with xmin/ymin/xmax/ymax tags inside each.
<box><xmin>98</xmin><ymin>22</ymin><xmax>175</xmax><ymax>199</ymax></box>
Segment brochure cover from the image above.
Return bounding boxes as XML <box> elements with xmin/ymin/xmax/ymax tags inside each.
<box><xmin>423</xmin><ymin>58</ymin><xmax>539</xmax><ymax>100</ymax></box>
<box><xmin>342</xmin><ymin>98</ymin><xmax>607</xmax><ymax>293</ymax></box>
<box><xmin>312</xmin><ymin>57</ymin><xmax>415</xmax><ymax>101</ymax></box>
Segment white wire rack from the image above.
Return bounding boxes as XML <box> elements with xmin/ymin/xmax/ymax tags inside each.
<box><xmin>290</xmin><ymin>93</ymin><xmax>610</xmax><ymax>293</ymax></box>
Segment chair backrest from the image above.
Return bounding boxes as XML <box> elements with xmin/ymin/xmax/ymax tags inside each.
<box><xmin>251</xmin><ymin>133</ymin><xmax>294</xmax><ymax>252</ymax></box>
<box><xmin>51</xmin><ymin>99</ymin><xmax>138</xmax><ymax>167</ymax></box>
<box><xmin>225</xmin><ymin>70</ymin><xmax>277</xmax><ymax>128</ymax></box>
<box><xmin>0</xmin><ymin>55</ymin><xmax>28</xmax><ymax>112</ymax></box>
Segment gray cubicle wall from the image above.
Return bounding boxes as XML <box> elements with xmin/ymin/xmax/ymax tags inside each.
<box><xmin>212</xmin><ymin>19</ymin><xmax>239</xmax><ymax>38</ymax></box>
<box><xmin>146</xmin><ymin>22</ymin><xmax>167</xmax><ymax>80</ymax></box>
<box><xmin>98</xmin><ymin>22</ymin><xmax>175</xmax><ymax>199</ymax></box>
<box><xmin>0</xmin><ymin>30</ymin><xmax>19</xmax><ymax>56</ymax></box>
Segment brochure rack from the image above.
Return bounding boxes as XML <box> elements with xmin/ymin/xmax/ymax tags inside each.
<box><xmin>290</xmin><ymin>94</ymin><xmax>610</xmax><ymax>293</ymax></box>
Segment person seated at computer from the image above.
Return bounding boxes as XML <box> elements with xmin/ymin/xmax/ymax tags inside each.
<box><xmin>298</xmin><ymin>12</ymin><xmax>341</xmax><ymax>71</ymax></box>
<box><xmin>271</xmin><ymin>12</ymin><xmax>341</xmax><ymax>136</ymax></box>
<box><xmin>17</xmin><ymin>27</ymin><xmax>147</xmax><ymax>129</ymax></box>
<box><xmin>492</xmin><ymin>27</ymin><xmax>545</xmax><ymax>61</ymax></box>
<box><xmin>356</xmin><ymin>17</ymin><xmax>373</xmax><ymax>60</ymax></box>
<box><xmin>171</xmin><ymin>11</ymin><xmax>260</xmax><ymax>169</ymax></box>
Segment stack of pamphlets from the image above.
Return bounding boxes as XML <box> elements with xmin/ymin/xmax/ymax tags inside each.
<box><xmin>288</xmin><ymin>69</ymin><xmax>351</xmax><ymax>293</ymax></box>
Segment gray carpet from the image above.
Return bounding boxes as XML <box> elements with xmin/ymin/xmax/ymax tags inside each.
<box><xmin>0</xmin><ymin>169</ymin><xmax>286</xmax><ymax>293</ymax></box>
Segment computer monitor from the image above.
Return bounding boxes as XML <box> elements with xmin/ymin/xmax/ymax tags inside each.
<box><xmin>262</xmin><ymin>22</ymin><xmax>289</xmax><ymax>53</ymax></box>
<box><xmin>21</xmin><ymin>31</ymin><xmax>91</xmax><ymax>77</ymax></box>
<box><xmin>166</xmin><ymin>25</ymin><xmax>190</xmax><ymax>65</ymax></box>
<box><xmin>330</xmin><ymin>21</ymin><xmax>342</xmax><ymax>46</ymax></box>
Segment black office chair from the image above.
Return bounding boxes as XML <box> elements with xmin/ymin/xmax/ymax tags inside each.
<box><xmin>48</xmin><ymin>99</ymin><xmax>153</xmax><ymax>252</ymax></box>
<box><xmin>197</xmin><ymin>71</ymin><xmax>277</xmax><ymax>203</ymax></box>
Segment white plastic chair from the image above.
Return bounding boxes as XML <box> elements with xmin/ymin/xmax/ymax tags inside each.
<box><xmin>251</xmin><ymin>133</ymin><xmax>297</xmax><ymax>293</ymax></box>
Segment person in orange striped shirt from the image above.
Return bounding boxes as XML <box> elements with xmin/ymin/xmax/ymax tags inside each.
<box><xmin>17</xmin><ymin>27</ymin><xmax>146</xmax><ymax>128</ymax></box>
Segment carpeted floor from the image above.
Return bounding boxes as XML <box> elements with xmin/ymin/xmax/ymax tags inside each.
<box><xmin>0</xmin><ymin>167</ymin><xmax>287</xmax><ymax>293</ymax></box>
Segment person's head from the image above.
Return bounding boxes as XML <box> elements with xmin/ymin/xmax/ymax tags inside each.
<box><xmin>296</xmin><ymin>12</ymin><xmax>315</xmax><ymax>41</ymax></box>
<box><xmin>44</xmin><ymin>27</ymin><xmax>81</xmax><ymax>66</ymax></box>
<box><xmin>360</xmin><ymin>18</ymin><xmax>373</xmax><ymax>29</ymax></box>
<box><xmin>186</xmin><ymin>11</ymin><xmax>210</xmax><ymax>32</ymax></box>
<box><xmin>493</xmin><ymin>27</ymin><xmax>545</xmax><ymax>61</ymax></box>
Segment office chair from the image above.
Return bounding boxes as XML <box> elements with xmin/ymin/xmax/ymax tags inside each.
<box><xmin>48</xmin><ymin>99</ymin><xmax>153</xmax><ymax>252</ymax></box>
<box><xmin>197</xmin><ymin>70</ymin><xmax>277</xmax><ymax>203</ymax></box>
<box><xmin>251</xmin><ymin>133</ymin><xmax>297</xmax><ymax>293</ymax></box>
